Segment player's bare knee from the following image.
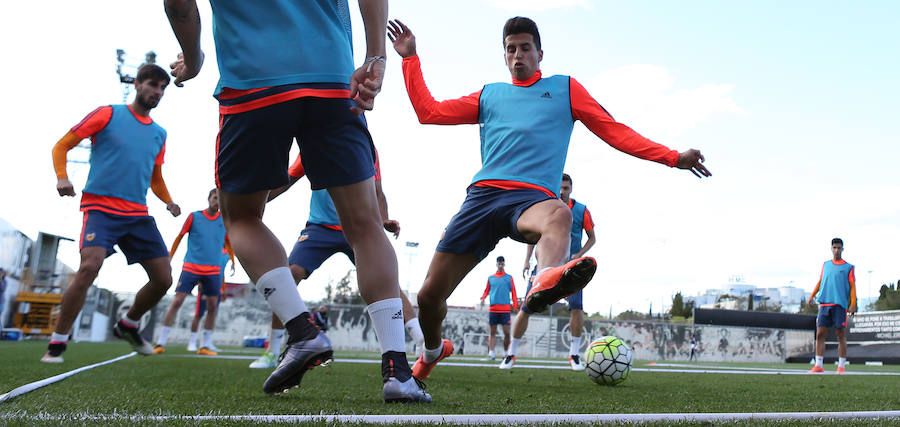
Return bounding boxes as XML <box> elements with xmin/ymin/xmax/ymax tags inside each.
<box><xmin>289</xmin><ymin>264</ymin><xmax>309</xmax><ymax>283</ymax></box>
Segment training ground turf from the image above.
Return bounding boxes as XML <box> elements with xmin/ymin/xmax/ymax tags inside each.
<box><xmin>1</xmin><ymin>341</ymin><xmax>899</xmax><ymax>426</ymax></box>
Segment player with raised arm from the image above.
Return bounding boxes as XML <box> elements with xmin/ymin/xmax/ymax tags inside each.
<box><xmin>388</xmin><ymin>17</ymin><xmax>711</xmax><ymax>381</ymax></box>
<box><xmin>808</xmin><ymin>237</ymin><xmax>857</xmax><ymax>374</ymax></box>
<box><xmin>43</xmin><ymin>64</ymin><xmax>181</xmax><ymax>363</ymax></box>
<box><xmin>249</xmin><ymin>152</ymin><xmax>425</xmax><ymax>369</ymax></box>
<box><xmin>154</xmin><ymin>189</ymin><xmax>234</xmax><ymax>356</ymax></box>
<box><xmin>480</xmin><ymin>256</ymin><xmax>518</xmax><ymax>361</ymax></box>
<box><xmin>513</xmin><ymin>173</ymin><xmax>596</xmax><ymax>370</ymax></box>
<box><xmin>164</xmin><ymin>0</ymin><xmax>429</xmax><ymax>401</ymax></box>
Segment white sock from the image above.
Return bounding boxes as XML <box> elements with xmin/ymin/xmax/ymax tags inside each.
<box><xmin>815</xmin><ymin>356</ymin><xmax>824</xmax><ymax>367</ymax></box>
<box><xmin>424</xmin><ymin>344</ymin><xmax>444</xmax><ymax>363</ymax></box>
<box><xmin>366</xmin><ymin>298</ymin><xmax>406</xmax><ymax>354</ymax></box>
<box><xmin>570</xmin><ymin>336</ymin><xmax>582</xmax><ymax>356</ymax></box>
<box><xmin>269</xmin><ymin>328</ymin><xmax>285</xmax><ymax>356</ymax></box>
<box><xmin>50</xmin><ymin>332</ymin><xmax>69</xmax><ymax>344</ymax></box>
<box><xmin>405</xmin><ymin>318</ymin><xmax>424</xmax><ymax>344</ymax></box>
<box><xmin>202</xmin><ymin>329</ymin><xmax>213</xmax><ymax>349</ymax></box>
<box><xmin>158</xmin><ymin>326</ymin><xmax>171</xmax><ymax>346</ymax></box>
<box><xmin>256</xmin><ymin>267</ymin><xmax>307</xmax><ymax>323</ymax></box>
<box><xmin>189</xmin><ymin>332</ymin><xmax>198</xmax><ymax>346</ymax></box>
<box><xmin>839</xmin><ymin>357</ymin><xmax>847</xmax><ymax>367</ymax></box>
<box><xmin>122</xmin><ymin>313</ymin><xmax>141</xmax><ymax>327</ymax></box>
<box><xmin>509</xmin><ymin>338</ymin><xmax>522</xmax><ymax>356</ymax></box>
<box><xmin>489</xmin><ymin>350</ymin><xmax>496</xmax><ymax>358</ymax></box>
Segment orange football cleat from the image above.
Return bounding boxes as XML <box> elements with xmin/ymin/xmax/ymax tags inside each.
<box><xmin>197</xmin><ymin>347</ymin><xmax>218</xmax><ymax>356</ymax></box>
<box><xmin>525</xmin><ymin>257</ymin><xmax>597</xmax><ymax>313</ymax></box>
<box><xmin>808</xmin><ymin>365</ymin><xmax>825</xmax><ymax>373</ymax></box>
<box><xmin>411</xmin><ymin>339</ymin><xmax>453</xmax><ymax>380</ymax></box>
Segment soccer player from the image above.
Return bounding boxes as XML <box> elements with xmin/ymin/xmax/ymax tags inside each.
<box><xmin>43</xmin><ymin>64</ymin><xmax>181</xmax><ymax>363</ymax></box>
<box><xmin>388</xmin><ymin>17</ymin><xmax>711</xmax><ymax>381</ymax></box>
<box><xmin>515</xmin><ymin>173</ymin><xmax>596</xmax><ymax>370</ymax></box>
<box><xmin>689</xmin><ymin>335</ymin><xmax>698</xmax><ymax>361</ymax></box>
<box><xmin>480</xmin><ymin>256</ymin><xmax>518</xmax><ymax>361</ymax></box>
<box><xmin>807</xmin><ymin>237</ymin><xmax>857</xmax><ymax>374</ymax></box>
<box><xmin>186</xmin><ymin>247</ymin><xmax>233</xmax><ymax>352</ymax></box>
<box><xmin>154</xmin><ymin>189</ymin><xmax>234</xmax><ymax>356</ymax></box>
<box><xmin>164</xmin><ymin>0</ymin><xmax>429</xmax><ymax>401</ymax></box>
<box><xmin>249</xmin><ymin>153</ymin><xmax>425</xmax><ymax>369</ymax></box>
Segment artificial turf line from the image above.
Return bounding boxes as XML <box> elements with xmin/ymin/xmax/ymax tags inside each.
<box><xmin>0</xmin><ymin>352</ymin><xmax>136</xmax><ymax>403</ymax></box>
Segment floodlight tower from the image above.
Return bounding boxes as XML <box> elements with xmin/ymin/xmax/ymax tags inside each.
<box><xmin>115</xmin><ymin>49</ymin><xmax>157</xmax><ymax>102</ymax></box>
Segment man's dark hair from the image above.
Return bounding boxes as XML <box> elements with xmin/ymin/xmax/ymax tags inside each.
<box><xmin>503</xmin><ymin>17</ymin><xmax>541</xmax><ymax>50</ymax></box>
<box><xmin>497</xmin><ymin>256</ymin><xmax>505</xmax><ymax>263</ymax></box>
<box><xmin>562</xmin><ymin>173</ymin><xmax>572</xmax><ymax>185</ymax></box>
<box><xmin>135</xmin><ymin>63</ymin><xmax>171</xmax><ymax>84</ymax></box>
<box><xmin>832</xmin><ymin>237</ymin><xmax>843</xmax><ymax>246</ymax></box>
<box><xmin>209</xmin><ymin>188</ymin><xmax>218</xmax><ymax>198</ymax></box>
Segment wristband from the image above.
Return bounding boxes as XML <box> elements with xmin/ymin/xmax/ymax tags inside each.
<box><xmin>364</xmin><ymin>56</ymin><xmax>386</xmax><ymax>72</ymax></box>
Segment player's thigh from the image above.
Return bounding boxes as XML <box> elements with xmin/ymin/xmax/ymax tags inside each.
<box><xmin>118</xmin><ymin>216</ymin><xmax>170</xmax><ymax>266</ymax></box>
<box><xmin>515</xmin><ymin>198</ymin><xmax>571</xmax><ymax>243</ymax></box>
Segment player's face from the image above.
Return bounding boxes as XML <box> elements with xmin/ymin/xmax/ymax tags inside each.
<box><xmin>831</xmin><ymin>243</ymin><xmax>843</xmax><ymax>259</ymax></box>
<box><xmin>560</xmin><ymin>180</ymin><xmax>572</xmax><ymax>201</ymax></box>
<box><xmin>504</xmin><ymin>33</ymin><xmax>543</xmax><ymax>81</ymax></box>
<box><xmin>208</xmin><ymin>192</ymin><xmax>219</xmax><ymax>211</ymax></box>
<box><xmin>497</xmin><ymin>259</ymin><xmax>505</xmax><ymax>271</ymax></box>
<box><xmin>134</xmin><ymin>78</ymin><xmax>168</xmax><ymax>109</ymax></box>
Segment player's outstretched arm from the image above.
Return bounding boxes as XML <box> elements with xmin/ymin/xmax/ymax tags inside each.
<box><xmin>675</xmin><ymin>149</ymin><xmax>712</xmax><ymax>178</ymax></box>
<box><xmin>52</xmin><ymin>131</ymin><xmax>82</xmax><ymax>197</ymax></box>
<box><xmin>165</xmin><ymin>0</ymin><xmax>204</xmax><ymax>87</ymax></box>
<box><xmin>150</xmin><ymin>165</ymin><xmax>180</xmax><ymax>216</ymax></box>
<box><xmin>350</xmin><ymin>0</ymin><xmax>388</xmax><ymax>114</ymax></box>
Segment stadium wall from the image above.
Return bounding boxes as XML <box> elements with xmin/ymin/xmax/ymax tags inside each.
<box><xmin>131</xmin><ymin>294</ymin><xmax>807</xmax><ymax>362</ymax></box>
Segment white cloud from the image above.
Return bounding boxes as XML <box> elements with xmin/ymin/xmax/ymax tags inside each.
<box><xmin>585</xmin><ymin>64</ymin><xmax>743</xmax><ymax>140</ymax></box>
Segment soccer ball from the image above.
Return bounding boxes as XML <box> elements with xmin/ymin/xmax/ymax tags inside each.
<box><xmin>584</xmin><ymin>336</ymin><xmax>633</xmax><ymax>385</ymax></box>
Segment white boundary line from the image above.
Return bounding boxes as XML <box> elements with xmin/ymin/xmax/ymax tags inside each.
<box><xmin>3</xmin><ymin>411</ymin><xmax>900</xmax><ymax>423</ymax></box>
<box><xmin>0</xmin><ymin>352</ymin><xmax>136</xmax><ymax>403</ymax></box>
<box><xmin>171</xmin><ymin>354</ymin><xmax>900</xmax><ymax>376</ymax></box>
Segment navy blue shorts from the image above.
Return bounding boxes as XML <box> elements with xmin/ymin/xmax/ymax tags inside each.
<box><xmin>175</xmin><ymin>270</ymin><xmax>221</xmax><ymax>297</ymax></box>
<box><xmin>80</xmin><ymin>210</ymin><xmax>169</xmax><ymax>264</ymax></box>
<box><xmin>489</xmin><ymin>312</ymin><xmax>511</xmax><ymax>326</ymax></box>
<box><xmin>288</xmin><ymin>223</ymin><xmax>355</xmax><ymax>275</ymax></box>
<box><xmin>817</xmin><ymin>304</ymin><xmax>847</xmax><ymax>328</ymax></box>
<box><xmin>437</xmin><ymin>186</ymin><xmax>553</xmax><ymax>261</ymax></box>
<box><xmin>522</xmin><ymin>266</ymin><xmax>583</xmax><ymax>313</ymax></box>
<box><xmin>216</xmin><ymin>91</ymin><xmax>375</xmax><ymax>193</ymax></box>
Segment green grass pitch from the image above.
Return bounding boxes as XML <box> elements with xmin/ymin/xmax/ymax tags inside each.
<box><xmin>1</xmin><ymin>341</ymin><xmax>899</xmax><ymax>426</ymax></box>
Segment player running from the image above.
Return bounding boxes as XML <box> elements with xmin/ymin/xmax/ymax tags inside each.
<box><xmin>164</xmin><ymin>0</ymin><xmax>429</xmax><ymax>402</ymax></box>
<box><xmin>249</xmin><ymin>152</ymin><xmax>425</xmax><ymax>369</ymax></box>
<box><xmin>154</xmin><ymin>189</ymin><xmax>234</xmax><ymax>356</ymax></box>
<box><xmin>43</xmin><ymin>64</ymin><xmax>181</xmax><ymax>363</ymax></box>
<box><xmin>388</xmin><ymin>17</ymin><xmax>711</xmax><ymax>381</ymax></box>
<box><xmin>511</xmin><ymin>173</ymin><xmax>596</xmax><ymax>370</ymax></box>
<box><xmin>808</xmin><ymin>238</ymin><xmax>857</xmax><ymax>374</ymax></box>
<box><xmin>480</xmin><ymin>256</ymin><xmax>518</xmax><ymax>361</ymax></box>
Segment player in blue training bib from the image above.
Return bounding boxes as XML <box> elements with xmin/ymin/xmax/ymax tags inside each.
<box><xmin>807</xmin><ymin>237</ymin><xmax>857</xmax><ymax>374</ymax></box>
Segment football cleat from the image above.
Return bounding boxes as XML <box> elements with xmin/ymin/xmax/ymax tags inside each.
<box><xmin>263</xmin><ymin>331</ymin><xmax>333</xmax><ymax>395</ymax></box>
<box><xmin>836</xmin><ymin>366</ymin><xmax>846</xmax><ymax>374</ymax></box>
<box><xmin>249</xmin><ymin>351</ymin><xmax>278</xmax><ymax>369</ymax></box>
<box><xmin>187</xmin><ymin>341</ymin><xmax>198</xmax><ymax>352</ymax></box>
<box><xmin>383</xmin><ymin>377</ymin><xmax>432</xmax><ymax>403</ymax></box>
<box><xmin>808</xmin><ymin>365</ymin><xmax>825</xmax><ymax>373</ymax></box>
<box><xmin>112</xmin><ymin>320</ymin><xmax>154</xmax><ymax>355</ymax></box>
<box><xmin>525</xmin><ymin>257</ymin><xmax>596</xmax><ymax>313</ymax></box>
<box><xmin>197</xmin><ymin>347</ymin><xmax>218</xmax><ymax>356</ymax></box>
<box><xmin>411</xmin><ymin>339</ymin><xmax>454</xmax><ymax>380</ymax></box>
<box><xmin>499</xmin><ymin>355</ymin><xmax>516</xmax><ymax>370</ymax></box>
<box><xmin>569</xmin><ymin>354</ymin><xmax>585</xmax><ymax>370</ymax></box>
<box><xmin>152</xmin><ymin>345</ymin><xmax>166</xmax><ymax>355</ymax></box>
<box><xmin>41</xmin><ymin>342</ymin><xmax>67</xmax><ymax>364</ymax></box>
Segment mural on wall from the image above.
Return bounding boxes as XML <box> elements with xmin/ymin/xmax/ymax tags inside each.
<box><xmin>135</xmin><ymin>296</ymin><xmax>798</xmax><ymax>363</ymax></box>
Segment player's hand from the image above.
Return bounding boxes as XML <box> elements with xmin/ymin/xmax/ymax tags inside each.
<box><xmin>388</xmin><ymin>19</ymin><xmax>417</xmax><ymax>58</ymax></box>
<box><xmin>807</xmin><ymin>296</ymin><xmax>815</xmax><ymax>306</ymax></box>
<box><xmin>167</xmin><ymin>202</ymin><xmax>181</xmax><ymax>217</ymax></box>
<box><xmin>522</xmin><ymin>261</ymin><xmax>530</xmax><ymax>279</ymax></box>
<box><xmin>383</xmin><ymin>219</ymin><xmax>401</xmax><ymax>238</ymax></box>
<box><xmin>848</xmin><ymin>305</ymin><xmax>857</xmax><ymax>316</ymax></box>
<box><xmin>676</xmin><ymin>149</ymin><xmax>711</xmax><ymax>178</ymax></box>
<box><xmin>349</xmin><ymin>57</ymin><xmax>385</xmax><ymax>114</ymax></box>
<box><xmin>57</xmin><ymin>178</ymin><xmax>76</xmax><ymax>197</ymax></box>
<box><xmin>170</xmin><ymin>51</ymin><xmax>205</xmax><ymax>88</ymax></box>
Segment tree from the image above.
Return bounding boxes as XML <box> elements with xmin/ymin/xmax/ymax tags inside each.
<box><xmin>870</xmin><ymin>282</ymin><xmax>900</xmax><ymax>311</ymax></box>
<box><xmin>332</xmin><ymin>269</ymin><xmax>363</xmax><ymax>304</ymax></box>
<box><xmin>615</xmin><ymin>310</ymin><xmax>648</xmax><ymax>321</ymax></box>
<box><xmin>669</xmin><ymin>292</ymin><xmax>695</xmax><ymax>318</ymax></box>
<box><xmin>747</xmin><ymin>292</ymin><xmax>754</xmax><ymax>311</ymax></box>
<box><xmin>799</xmin><ymin>298</ymin><xmax>818</xmax><ymax>315</ymax></box>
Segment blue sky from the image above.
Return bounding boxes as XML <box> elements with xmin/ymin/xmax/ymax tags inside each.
<box><xmin>1</xmin><ymin>1</ymin><xmax>898</xmax><ymax>314</ymax></box>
